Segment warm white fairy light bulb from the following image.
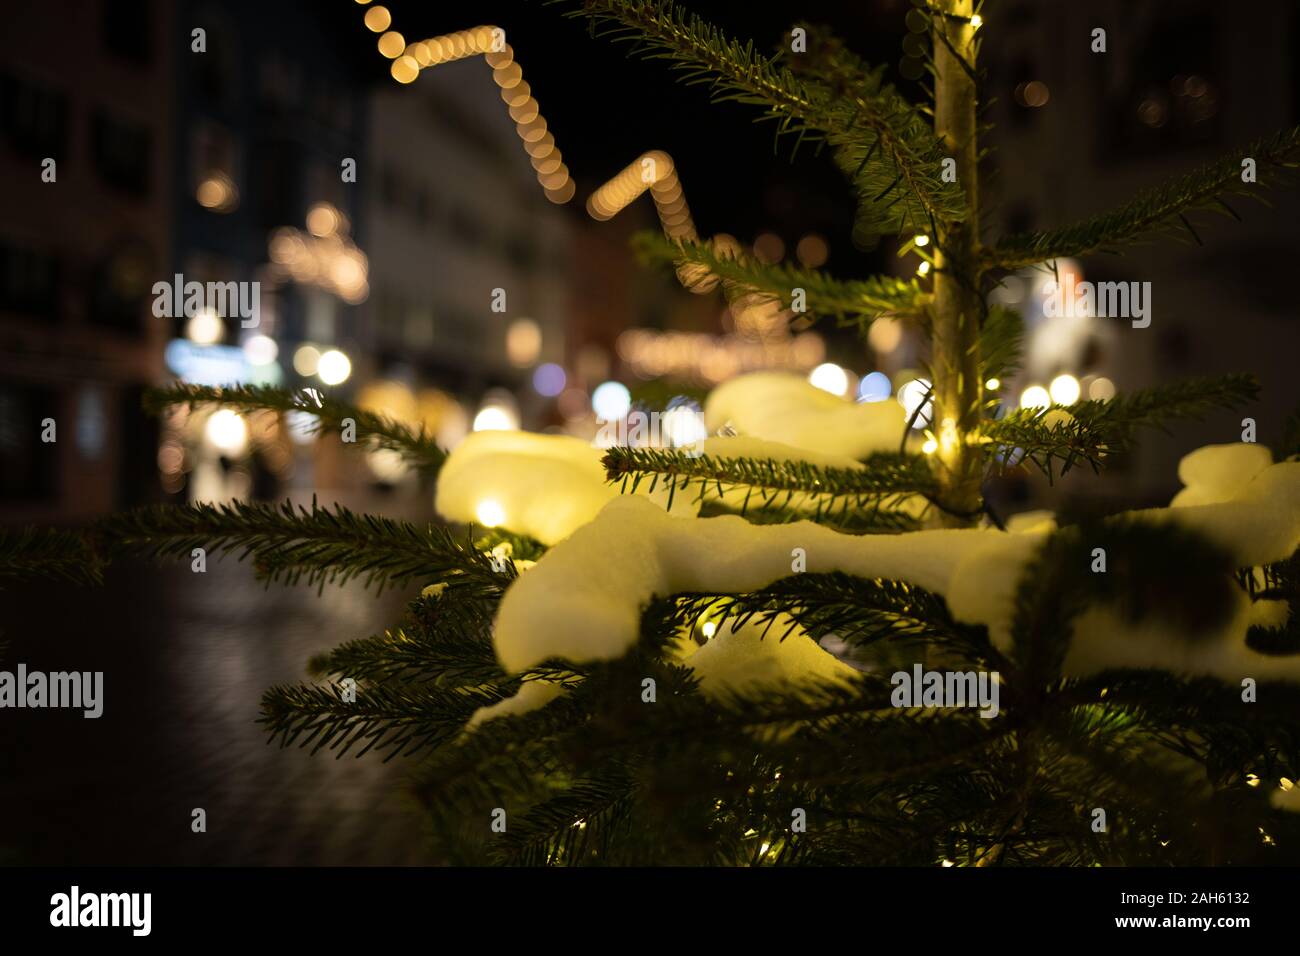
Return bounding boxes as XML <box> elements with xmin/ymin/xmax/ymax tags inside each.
<box><xmin>186</xmin><ymin>308</ymin><xmax>224</xmax><ymax>345</ymax></box>
<box><xmin>317</xmin><ymin>349</ymin><xmax>352</xmax><ymax>385</ymax></box>
<box><xmin>473</xmin><ymin>405</ymin><xmax>518</xmax><ymax>432</ymax></box>
<box><xmin>205</xmin><ymin>409</ymin><xmax>247</xmax><ymax>455</ymax></box>
<box><xmin>1019</xmin><ymin>385</ymin><xmax>1051</xmax><ymax>410</ymax></box>
<box><xmin>476</xmin><ymin>499</ymin><xmax>506</xmax><ymax>528</ymax></box>
<box><xmin>808</xmin><ymin>362</ymin><xmax>849</xmax><ymax>396</ymax></box>
<box><xmin>1049</xmin><ymin>373</ymin><xmax>1081</xmax><ymax>406</ymax></box>
<box><xmin>897</xmin><ymin>378</ymin><xmax>933</xmax><ymax>428</ymax></box>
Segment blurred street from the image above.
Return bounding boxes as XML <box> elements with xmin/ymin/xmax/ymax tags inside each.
<box><xmin>0</xmin><ymin>544</ymin><xmax>434</xmax><ymax>866</ymax></box>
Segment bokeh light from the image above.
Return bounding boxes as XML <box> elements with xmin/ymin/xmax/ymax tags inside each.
<box><xmin>532</xmin><ymin>363</ymin><xmax>566</xmax><ymax>397</ymax></box>
<box><xmin>317</xmin><ymin>350</ymin><xmax>352</xmax><ymax>385</ymax></box>
<box><xmin>186</xmin><ymin>309</ymin><xmax>224</xmax><ymax>346</ymax></box>
<box><xmin>1049</xmin><ymin>373</ymin><xmax>1081</xmax><ymax>406</ymax></box>
<box><xmin>476</xmin><ymin>499</ymin><xmax>506</xmax><ymax>527</ymax></box>
<box><xmin>858</xmin><ymin>371</ymin><xmax>892</xmax><ymax>403</ymax></box>
<box><xmin>808</xmin><ymin>362</ymin><xmax>849</xmax><ymax>396</ymax></box>
<box><xmin>897</xmin><ymin>378</ymin><xmax>934</xmax><ymax>428</ymax></box>
<box><xmin>1020</xmin><ymin>385</ymin><xmax>1052</xmax><ymax>410</ymax></box>
<box><xmin>205</xmin><ymin>409</ymin><xmax>248</xmax><ymax>455</ymax></box>
<box><xmin>591</xmin><ymin>381</ymin><xmax>632</xmax><ymax>421</ymax></box>
<box><xmin>506</xmin><ymin>318</ymin><xmax>542</xmax><ymax>367</ymax></box>
<box><xmin>242</xmin><ymin>335</ymin><xmax>278</xmax><ymax>366</ymax></box>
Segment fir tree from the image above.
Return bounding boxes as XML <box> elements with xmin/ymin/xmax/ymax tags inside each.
<box><xmin>21</xmin><ymin>0</ymin><xmax>1300</xmax><ymax>865</ymax></box>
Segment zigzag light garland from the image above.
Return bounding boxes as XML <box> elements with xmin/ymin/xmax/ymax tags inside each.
<box><xmin>351</xmin><ymin>4</ymin><xmax>771</xmax><ymax>306</ymax></box>
<box><xmin>354</xmin><ymin>3</ymin><xmax>574</xmax><ymax>204</ymax></box>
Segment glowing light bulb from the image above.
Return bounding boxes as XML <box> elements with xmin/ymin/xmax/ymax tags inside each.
<box><xmin>317</xmin><ymin>349</ymin><xmax>352</xmax><ymax>385</ymax></box>
<box><xmin>701</xmin><ymin>621</ymin><xmax>717</xmax><ymax>639</ymax></box>
<box><xmin>472</xmin><ymin>405</ymin><xmax>518</xmax><ymax>432</ymax></box>
<box><xmin>897</xmin><ymin>378</ymin><xmax>933</xmax><ymax>428</ymax></box>
<box><xmin>662</xmin><ymin>404</ymin><xmax>707</xmax><ymax>448</ymax></box>
<box><xmin>506</xmin><ymin>318</ymin><xmax>542</xmax><ymax>367</ymax></box>
<box><xmin>242</xmin><ymin>335</ymin><xmax>278</xmax><ymax>366</ymax></box>
<box><xmin>1019</xmin><ymin>385</ymin><xmax>1051</xmax><ymax>410</ymax></box>
<box><xmin>858</xmin><ymin>371</ymin><xmax>892</xmax><ymax>403</ymax></box>
<box><xmin>306</xmin><ymin>203</ymin><xmax>341</xmax><ymax>237</ymax></box>
<box><xmin>292</xmin><ymin>345</ymin><xmax>321</xmax><ymax>376</ymax></box>
<box><xmin>985</xmin><ymin>378</ymin><xmax>1000</xmax><ymax>391</ymax></box>
<box><xmin>970</xmin><ymin>14</ymin><xmax>983</xmax><ymax>29</ymax></box>
<box><xmin>1049</xmin><ymin>373</ymin><xmax>1081</xmax><ymax>406</ymax></box>
<box><xmin>1089</xmin><ymin>377</ymin><xmax>1116</xmax><ymax>401</ymax></box>
<box><xmin>868</xmin><ymin>317</ymin><xmax>902</xmax><ymax>354</ymax></box>
<box><xmin>205</xmin><ymin>409</ymin><xmax>247</xmax><ymax>455</ymax></box>
<box><xmin>808</xmin><ymin>362</ymin><xmax>849</xmax><ymax>396</ymax></box>
<box><xmin>921</xmin><ymin>437</ymin><xmax>939</xmax><ymax>455</ymax></box>
<box><xmin>532</xmin><ymin>363</ymin><xmax>566</xmax><ymax>397</ymax></box>
<box><xmin>391</xmin><ymin>55</ymin><xmax>419</xmax><ymax>84</ymax></box>
<box><xmin>377</xmin><ymin>31</ymin><xmax>405</xmax><ymax>58</ymax></box>
<box><xmin>913</xmin><ymin>234</ymin><xmax>930</xmax><ymax>247</ymax></box>
<box><xmin>917</xmin><ymin>261</ymin><xmax>931</xmax><ymax>277</ymax></box>
<box><xmin>591</xmin><ymin>381</ymin><xmax>631</xmax><ymax>421</ymax></box>
<box><xmin>186</xmin><ymin>308</ymin><xmax>224</xmax><ymax>345</ymax></box>
<box><xmin>476</xmin><ymin>499</ymin><xmax>506</xmax><ymax>527</ymax></box>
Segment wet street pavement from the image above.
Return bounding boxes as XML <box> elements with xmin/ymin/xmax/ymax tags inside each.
<box><xmin>0</xmin><ymin>551</ymin><xmax>438</xmax><ymax>866</ymax></box>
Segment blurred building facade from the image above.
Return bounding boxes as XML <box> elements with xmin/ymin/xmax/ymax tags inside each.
<box><xmin>165</xmin><ymin>0</ymin><xmax>371</xmax><ymax>500</ymax></box>
<box><xmin>362</xmin><ymin>57</ymin><xmax>571</xmax><ymax>434</ymax></box>
<box><xmin>0</xmin><ymin>0</ymin><xmax>174</xmax><ymax>522</ymax></box>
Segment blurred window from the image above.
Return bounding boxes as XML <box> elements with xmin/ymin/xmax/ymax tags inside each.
<box><xmin>194</xmin><ymin>11</ymin><xmax>237</xmax><ymax>110</ymax></box>
<box><xmin>92</xmin><ymin>109</ymin><xmax>151</xmax><ymax>196</ymax></box>
<box><xmin>0</xmin><ymin>71</ymin><xmax>68</xmax><ymax>159</ymax></box>
<box><xmin>505</xmin><ymin>236</ymin><xmax>537</xmax><ymax>271</ymax></box>
<box><xmin>102</xmin><ymin>0</ymin><xmax>154</xmax><ymax>65</ymax></box>
<box><xmin>0</xmin><ymin>384</ymin><xmax>58</xmax><ymax>502</ymax></box>
<box><xmin>0</xmin><ymin>238</ymin><xmax>60</xmax><ymax>318</ymax></box>
<box><xmin>89</xmin><ymin>239</ymin><xmax>153</xmax><ymax>336</ymax></box>
<box><xmin>255</xmin><ymin>139</ymin><xmax>299</xmax><ymax>229</ymax></box>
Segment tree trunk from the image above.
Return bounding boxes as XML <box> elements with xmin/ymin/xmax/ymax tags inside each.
<box><xmin>931</xmin><ymin>0</ymin><xmax>983</xmax><ymax>527</ymax></box>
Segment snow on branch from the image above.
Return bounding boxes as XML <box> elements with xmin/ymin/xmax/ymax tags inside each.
<box><xmin>603</xmin><ymin>445</ymin><xmax>935</xmax><ymax>531</ymax></box>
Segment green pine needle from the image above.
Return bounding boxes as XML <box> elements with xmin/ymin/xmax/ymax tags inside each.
<box><xmin>982</xmin><ymin>374</ymin><xmax>1259</xmax><ymax>481</ymax></box>
<box><xmin>0</xmin><ymin>527</ymin><xmax>104</xmax><ymax>587</ymax></box>
<box><xmin>97</xmin><ymin>498</ymin><xmax>504</xmax><ymax>594</ymax></box>
<box><xmin>986</xmin><ymin>125</ymin><xmax>1300</xmax><ymax>270</ymax></box>
<box><xmin>145</xmin><ymin>382</ymin><xmax>446</xmax><ymax>475</ymax></box>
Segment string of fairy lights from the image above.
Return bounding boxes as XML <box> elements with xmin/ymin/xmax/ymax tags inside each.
<box><xmin>355</xmin><ymin>2</ymin><xmax>575</xmax><ymax>204</ymax></box>
<box><xmin>348</xmin><ymin>2</ymin><xmax>744</xmax><ymax>293</ymax></box>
